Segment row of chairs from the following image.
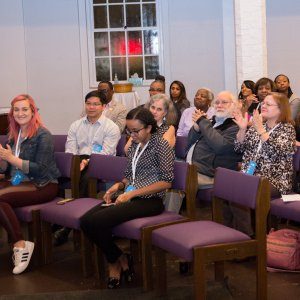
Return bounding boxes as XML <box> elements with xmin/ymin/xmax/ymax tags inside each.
<box><xmin>0</xmin><ymin>134</ymin><xmax>189</xmax><ymax>160</ymax></box>
<box><xmin>12</xmin><ymin>151</ymin><xmax>272</xmax><ymax>299</ymax></box>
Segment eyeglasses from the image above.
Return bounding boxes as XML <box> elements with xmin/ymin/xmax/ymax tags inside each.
<box><xmin>85</xmin><ymin>102</ymin><xmax>102</xmax><ymax>107</ymax></box>
<box><xmin>214</xmin><ymin>100</ymin><xmax>232</xmax><ymax>106</ymax></box>
<box><xmin>149</xmin><ymin>88</ymin><xmax>163</xmax><ymax>92</ymax></box>
<box><xmin>125</xmin><ymin>127</ymin><xmax>145</xmax><ymax>136</ymax></box>
<box><xmin>261</xmin><ymin>102</ymin><xmax>278</xmax><ymax>107</ymax></box>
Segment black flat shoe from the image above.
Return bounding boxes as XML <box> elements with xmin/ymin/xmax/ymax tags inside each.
<box><xmin>107</xmin><ymin>277</ymin><xmax>121</xmax><ymax>289</ymax></box>
<box><xmin>123</xmin><ymin>253</ymin><xmax>134</xmax><ymax>283</ymax></box>
<box><xmin>53</xmin><ymin>227</ymin><xmax>71</xmax><ymax>247</ymax></box>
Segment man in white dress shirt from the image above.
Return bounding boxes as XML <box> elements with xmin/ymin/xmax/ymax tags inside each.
<box><xmin>54</xmin><ymin>91</ymin><xmax>120</xmax><ymax>246</ymax></box>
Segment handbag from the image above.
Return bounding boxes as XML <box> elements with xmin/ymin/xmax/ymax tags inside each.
<box><xmin>267</xmin><ymin>228</ymin><xmax>300</xmax><ymax>272</ymax></box>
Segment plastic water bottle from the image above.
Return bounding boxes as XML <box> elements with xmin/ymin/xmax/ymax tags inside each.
<box><xmin>114</xmin><ymin>73</ymin><xmax>119</xmax><ymax>84</ymax></box>
<box><xmin>245</xmin><ymin>160</ymin><xmax>257</xmax><ymax>175</ymax></box>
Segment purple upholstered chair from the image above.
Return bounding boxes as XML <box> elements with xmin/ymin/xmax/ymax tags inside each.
<box><xmin>116</xmin><ymin>134</ymin><xmax>127</xmax><ymax>157</ymax></box>
<box><xmin>110</xmin><ymin>161</ymin><xmax>198</xmax><ymax>290</ymax></box>
<box><xmin>52</xmin><ymin>135</ymin><xmax>67</xmax><ymax>152</ymax></box>
<box><xmin>14</xmin><ymin>152</ymin><xmax>80</xmax><ymax>265</ymax></box>
<box><xmin>175</xmin><ymin>135</ymin><xmax>188</xmax><ymax>160</ymax></box>
<box><xmin>270</xmin><ymin>146</ymin><xmax>300</xmax><ymax>222</ymax></box>
<box><xmin>40</xmin><ymin>154</ymin><xmax>127</xmax><ymax>276</ymax></box>
<box><xmin>150</xmin><ymin>167</ymin><xmax>270</xmax><ymax>299</ymax></box>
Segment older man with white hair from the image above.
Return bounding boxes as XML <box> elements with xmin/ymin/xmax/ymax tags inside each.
<box><xmin>186</xmin><ymin>90</ymin><xmax>242</xmax><ymax>189</ymax></box>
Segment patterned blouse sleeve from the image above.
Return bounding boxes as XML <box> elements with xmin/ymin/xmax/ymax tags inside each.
<box><xmin>234</xmin><ymin>127</ymin><xmax>253</xmax><ymax>153</ymax></box>
<box><xmin>265</xmin><ymin>123</ymin><xmax>296</xmax><ymax>156</ymax></box>
<box><xmin>156</xmin><ymin>137</ymin><xmax>175</xmax><ymax>183</ymax></box>
<box><xmin>124</xmin><ymin>144</ymin><xmax>134</xmax><ymax>179</ymax></box>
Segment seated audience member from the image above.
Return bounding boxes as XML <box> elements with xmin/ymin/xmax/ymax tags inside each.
<box><xmin>0</xmin><ymin>94</ymin><xmax>60</xmax><ymax>274</ymax></box>
<box><xmin>249</xmin><ymin>77</ymin><xmax>276</xmax><ymax>113</ymax></box>
<box><xmin>238</xmin><ymin>80</ymin><xmax>257</xmax><ymax>116</ymax></box>
<box><xmin>148</xmin><ymin>79</ymin><xmax>165</xmax><ymax>97</ymax></box>
<box><xmin>177</xmin><ymin>87</ymin><xmax>215</xmax><ymax>137</ymax></box>
<box><xmin>232</xmin><ymin>92</ymin><xmax>296</xmax><ymax>235</ymax></box>
<box><xmin>274</xmin><ymin>74</ymin><xmax>300</xmax><ymax>120</ymax></box>
<box><xmin>80</xmin><ymin>107</ymin><xmax>175</xmax><ymax>289</ymax></box>
<box><xmin>186</xmin><ymin>91</ymin><xmax>242</xmax><ymax>189</ymax></box>
<box><xmin>125</xmin><ymin>94</ymin><xmax>177</xmax><ymax>153</ymax></box>
<box><xmin>98</xmin><ymin>81</ymin><xmax>127</xmax><ymax>133</ymax></box>
<box><xmin>169</xmin><ymin>80</ymin><xmax>190</xmax><ymax>126</ymax></box>
<box><xmin>55</xmin><ymin>91</ymin><xmax>120</xmax><ymax>246</ymax></box>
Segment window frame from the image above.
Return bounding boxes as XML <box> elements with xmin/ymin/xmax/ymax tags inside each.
<box><xmin>85</xmin><ymin>0</ymin><xmax>163</xmax><ymax>88</ymax></box>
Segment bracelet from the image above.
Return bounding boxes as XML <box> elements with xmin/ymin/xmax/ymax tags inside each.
<box><xmin>119</xmin><ymin>182</ymin><xmax>125</xmax><ymax>191</ymax></box>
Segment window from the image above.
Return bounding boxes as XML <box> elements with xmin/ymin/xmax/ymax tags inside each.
<box><xmin>88</xmin><ymin>0</ymin><xmax>160</xmax><ymax>84</ymax></box>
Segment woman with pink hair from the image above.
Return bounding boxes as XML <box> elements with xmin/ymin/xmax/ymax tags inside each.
<box><xmin>0</xmin><ymin>94</ymin><xmax>60</xmax><ymax>275</ymax></box>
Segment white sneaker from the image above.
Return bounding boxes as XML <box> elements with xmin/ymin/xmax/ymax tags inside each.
<box><xmin>12</xmin><ymin>241</ymin><xmax>35</xmax><ymax>275</ymax></box>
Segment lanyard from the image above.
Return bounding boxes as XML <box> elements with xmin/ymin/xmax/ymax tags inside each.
<box><xmin>131</xmin><ymin>141</ymin><xmax>149</xmax><ymax>185</ymax></box>
<box><xmin>255</xmin><ymin>123</ymin><xmax>280</xmax><ymax>159</ymax></box>
<box><xmin>14</xmin><ymin>130</ymin><xmax>22</xmax><ymax>158</ymax></box>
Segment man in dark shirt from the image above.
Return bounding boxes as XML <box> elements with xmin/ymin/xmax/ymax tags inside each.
<box><xmin>186</xmin><ymin>90</ymin><xmax>242</xmax><ymax>189</ymax></box>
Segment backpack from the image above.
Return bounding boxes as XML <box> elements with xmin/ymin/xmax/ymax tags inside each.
<box><xmin>267</xmin><ymin>228</ymin><xmax>300</xmax><ymax>272</ymax></box>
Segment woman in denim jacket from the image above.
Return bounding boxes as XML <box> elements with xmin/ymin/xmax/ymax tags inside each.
<box><xmin>0</xmin><ymin>94</ymin><xmax>60</xmax><ymax>275</ymax></box>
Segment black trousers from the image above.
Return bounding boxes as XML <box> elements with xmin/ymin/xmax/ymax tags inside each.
<box><xmin>80</xmin><ymin>196</ymin><xmax>164</xmax><ymax>263</ymax></box>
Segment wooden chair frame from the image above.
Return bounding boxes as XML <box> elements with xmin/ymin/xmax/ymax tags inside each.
<box><xmin>153</xmin><ymin>175</ymin><xmax>270</xmax><ymax>300</ymax></box>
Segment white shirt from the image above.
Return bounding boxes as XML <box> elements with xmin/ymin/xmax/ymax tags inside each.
<box><xmin>65</xmin><ymin>114</ymin><xmax>120</xmax><ymax>156</ymax></box>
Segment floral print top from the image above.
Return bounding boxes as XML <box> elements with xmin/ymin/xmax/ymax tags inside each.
<box><xmin>234</xmin><ymin>122</ymin><xmax>296</xmax><ymax>194</ymax></box>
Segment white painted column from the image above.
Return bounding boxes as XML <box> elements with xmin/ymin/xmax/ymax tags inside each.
<box><xmin>234</xmin><ymin>0</ymin><xmax>267</xmax><ymax>88</ymax></box>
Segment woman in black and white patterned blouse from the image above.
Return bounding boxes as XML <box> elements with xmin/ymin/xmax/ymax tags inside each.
<box><xmin>228</xmin><ymin>92</ymin><xmax>296</xmax><ymax>235</ymax></box>
<box><xmin>80</xmin><ymin>107</ymin><xmax>175</xmax><ymax>289</ymax></box>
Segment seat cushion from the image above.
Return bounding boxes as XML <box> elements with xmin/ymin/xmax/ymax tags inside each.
<box><xmin>40</xmin><ymin>198</ymin><xmax>103</xmax><ymax>229</ymax></box>
<box><xmin>270</xmin><ymin>197</ymin><xmax>300</xmax><ymax>222</ymax></box>
<box><xmin>112</xmin><ymin>211</ymin><xmax>184</xmax><ymax>240</ymax></box>
<box><xmin>15</xmin><ymin>199</ymin><xmax>59</xmax><ymax>222</ymax></box>
<box><xmin>152</xmin><ymin>221</ymin><xmax>251</xmax><ymax>261</ymax></box>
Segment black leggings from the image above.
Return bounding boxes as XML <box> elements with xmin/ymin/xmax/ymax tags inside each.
<box><xmin>80</xmin><ymin>197</ymin><xmax>164</xmax><ymax>263</ymax></box>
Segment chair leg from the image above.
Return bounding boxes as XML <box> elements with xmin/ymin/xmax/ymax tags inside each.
<box><xmin>256</xmin><ymin>254</ymin><xmax>267</xmax><ymax>300</ymax></box>
<box><xmin>43</xmin><ymin>221</ymin><xmax>53</xmax><ymax>264</ymax></box>
<box><xmin>32</xmin><ymin>210</ymin><xmax>43</xmax><ymax>266</ymax></box>
<box><xmin>194</xmin><ymin>249</ymin><xmax>206</xmax><ymax>300</ymax></box>
<box><xmin>154</xmin><ymin>247</ymin><xmax>167</xmax><ymax>296</ymax></box>
<box><xmin>214</xmin><ymin>260</ymin><xmax>224</xmax><ymax>282</ymax></box>
<box><xmin>141</xmin><ymin>230</ymin><xmax>154</xmax><ymax>291</ymax></box>
<box><xmin>94</xmin><ymin>245</ymin><xmax>107</xmax><ymax>288</ymax></box>
<box><xmin>81</xmin><ymin>231</ymin><xmax>94</xmax><ymax>278</ymax></box>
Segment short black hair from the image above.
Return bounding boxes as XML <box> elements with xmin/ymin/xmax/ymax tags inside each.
<box><xmin>84</xmin><ymin>90</ymin><xmax>108</xmax><ymax>105</ymax></box>
<box><xmin>98</xmin><ymin>80</ymin><xmax>114</xmax><ymax>91</ymax></box>
<box><xmin>126</xmin><ymin>107</ymin><xmax>157</xmax><ymax>134</ymax></box>
<box><xmin>155</xmin><ymin>74</ymin><xmax>165</xmax><ymax>82</ymax></box>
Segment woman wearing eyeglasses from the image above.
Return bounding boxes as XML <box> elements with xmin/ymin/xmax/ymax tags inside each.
<box><xmin>231</xmin><ymin>92</ymin><xmax>296</xmax><ymax>235</ymax></box>
<box><xmin>124</xmin><ymin>94</ymin><xmax>177</xmax><ymax>154</ymax></box>
<box><xmin>80</xmin><ymin>107</ymin><xmax>175</xmax><ymax>289</ymax></box>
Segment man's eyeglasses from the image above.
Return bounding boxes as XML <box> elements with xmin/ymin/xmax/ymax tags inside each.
<box><xmin>125</xmin><ymin>127</ymin><xmax>145</xmax><ymax>136</ymax></box>
<box><xmin>85</xmin><ymin>102</ymin><xmax>102</xmax><ymax>107</ymax></box>
<box><xmin>149</xmin><ymin>88</ymin><xmax>163</xmax><ymax>92</ymax></box>
<box><xmin>214</xmin><ymin>100</ymin><xmax>232</xmax><ymax>106</ymax></box>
